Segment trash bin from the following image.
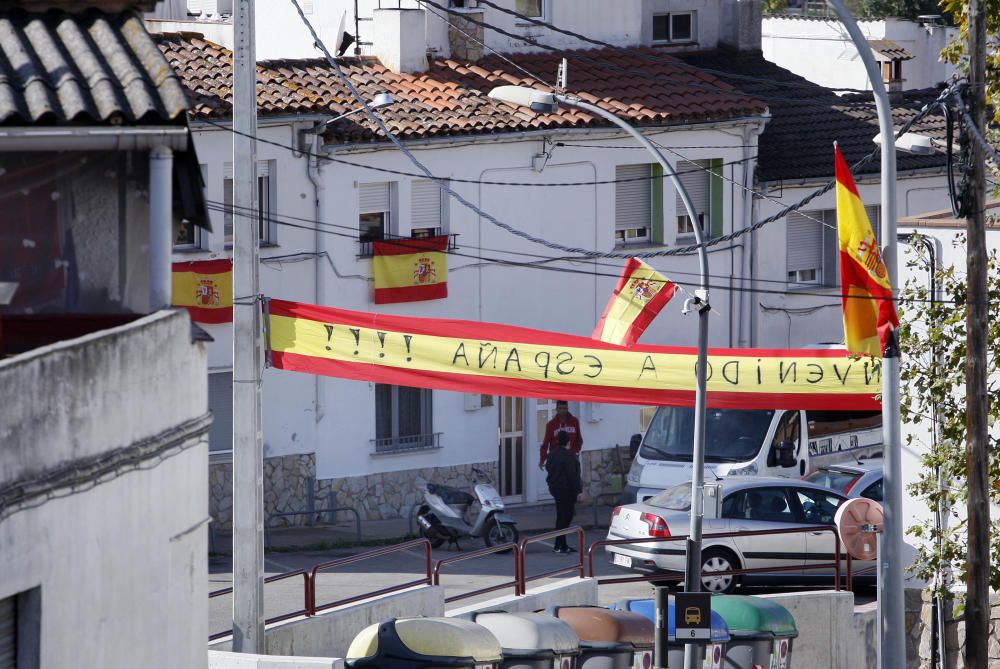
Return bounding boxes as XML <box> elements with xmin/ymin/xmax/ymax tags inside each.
<box><xmin>548</xmin><ymin>605</ymin><xmax>654</xmax><ymax>669</ymax></box>
<box><xmin>611</xmin><ymin>598</ymin><xmax>730</xmax><ymax>669</ymax></box>
<box><xmin>466</xmin><ymin>611</ymin><xmax>581</xmax><ymax>669</ymax></box>
<box><xmin>711</xmin><ymin>595</ymin><xmax>797</xmax><ymax>669</ymax></box>
<box><xmin>346</xmin><ymin>616</ymin><xmax>504</xmax><ymax>669</ymax></box>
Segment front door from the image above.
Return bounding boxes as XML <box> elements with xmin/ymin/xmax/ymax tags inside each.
<box><xmin>498</xmin><ymin>396</ymin><xmax>524</xmax><ymax>502</ymax></box>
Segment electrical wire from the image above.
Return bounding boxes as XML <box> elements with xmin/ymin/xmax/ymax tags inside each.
<box><xmin>954</xmin><ymin>92</ymin><xmax>1000</xmax><ymax>168</ymax></box>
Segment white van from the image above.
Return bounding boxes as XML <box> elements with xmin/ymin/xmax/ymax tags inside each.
<box><xmin>621</xmin><ymin>406</ymin><xmax>883</xmax><ymax>503</ymax></box>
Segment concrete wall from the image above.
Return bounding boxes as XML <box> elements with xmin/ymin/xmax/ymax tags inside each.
<box><xmin>0</xmin><ymin>310</ymin><xmax>210</xmax><ymax>669</ymax></box>
<box><xmin>447</xmin><ymin>577</ymin><xmax>598</xmax><ymax>617</ymax></box>
<box><xmin>208</xmin><ymin>652</ymin><xmax>343</xmax><ymax>669</ymax></box>
<box><xmin>759</xmin><ymin>591</ymin><xmax>856</xmax><ymax>668</ymax></box>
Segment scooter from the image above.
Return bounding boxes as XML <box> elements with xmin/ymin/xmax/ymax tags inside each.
<box><xmin>415</xmin><ymin>466</ymin><xmax>519</xmax><ymax>549</ymax></box>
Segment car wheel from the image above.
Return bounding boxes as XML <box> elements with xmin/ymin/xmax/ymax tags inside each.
<box><xmin>700</xmin><ymin>548</ymin><xmax>740</xmax><ymax>594</ymax></box>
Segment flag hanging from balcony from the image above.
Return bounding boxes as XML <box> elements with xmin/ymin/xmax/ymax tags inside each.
<box><xmin>373</xmin><ymin>236</ymin><xmax>449</xmax><ymax>304</ymax></box>
<box><xmin>171</xmin><ymin>259</ymin><xmax>233</xmax><ymax>323</ymax></box>
<box><xmin>593</xmin><ymin>258</ymin><xmax>677</xmax><ymax>346</ymax></box>
<box><xmin>835</xmin><ymin>144</ymin><xmax>899</xmax><ymax>357</ymax></box>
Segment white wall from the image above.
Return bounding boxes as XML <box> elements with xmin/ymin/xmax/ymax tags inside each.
<box><xmin>0</xmin><ymin>310</ymin><xmax>209</xmax><ymax>669</ymax></box>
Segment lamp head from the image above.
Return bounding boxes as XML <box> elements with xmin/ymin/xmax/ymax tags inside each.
<box><xmin>371</xmin><ymin>92</ymin><xmax>395</xmax><ymax>109</ymax></box>
<box><xmin>488</xmin><ymin>85</ymin><xmax>559</xmax><ymax>114</ymax></box>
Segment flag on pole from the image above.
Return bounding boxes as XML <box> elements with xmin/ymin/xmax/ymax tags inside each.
<box><xmin>592</xmin><ymin>258</ymin><xmax>677</xmax><ymax>346</ymax></box>
<box><xmin>373</xmin><ymin>235</ymin><xmax>449</xmax><ymax>304</ymax></box>
<box><xmin>835</xmin><ymin>145</ymin><xmax>899</xmax><ymax>356</ymax></box>
<box><xmin>171</xmin><ymin>259</ymin><xmax>233</xmax><ymax>323</ymax></box>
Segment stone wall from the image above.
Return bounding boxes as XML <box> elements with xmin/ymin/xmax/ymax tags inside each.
<box><xmin>209</xmin><ymin>453</ymin><xmax>316</xmax><ymax>530</ymax></box>
<box><xmin>580</xmin><ymin>445</ymin><xmax>633</xmax><ymax>501</ymax></box>
<box><xmin>915</xmin><ymin>590</ymin><xmax>1000</xmax><ymax>668</ymax></box>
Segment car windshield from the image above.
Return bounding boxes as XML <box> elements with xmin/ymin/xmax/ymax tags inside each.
<box><xmin>804</xmin><ymin>469</ymin><xmax>859</xmax><ymax>493</ymax></box>
<box><xmin>640</xmin><ymin>407</ymin><xmax>776</xmax><ymax>463</ymax></box>
<box><xmin>647</xmin><ymin>483</ymin><xmax>692</xmax><ymax>511</ymax></box>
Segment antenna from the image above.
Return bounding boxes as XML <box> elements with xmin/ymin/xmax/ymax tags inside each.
<box><xmin>556</xmin><ymin>57</ymin><xmax>568</xmax><ymax>92</ymax></box>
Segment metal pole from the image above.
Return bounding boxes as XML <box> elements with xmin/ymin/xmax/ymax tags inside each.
<box><xmin>231</xmin><ymin>0</ymin><xmax>264</xmax><ymax>653</ymax></box>
<box><xmin>963</xmin><ymin>1</ymin><xmax>989</xmax><ymax>665</ymax></box>
<box><xmin>552</xmin><ymin>94</ymin><xmax>710</xmax><ymax>669</ymax></box>
<box><xmin>823</xmin><ymin>3</ymin><xmax>903</xmax><ymax>667</ymax></box>
<box><xmin>148</xmin><ymin>145</ymin><xmax>173</xmax><ymax>310</ymax></box>
<box><xmin>654</xmin><ymin>585</ymin><xmax>670</xmax><ymax>669</ymax></box>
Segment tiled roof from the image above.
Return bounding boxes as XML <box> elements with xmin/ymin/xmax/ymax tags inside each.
<box><xmin>0</xmin><ymin>8</ymin><xmax>188</xmax><ymax>125</ymax></box>
<box><xmin>154</xmin><ymin>33</ymin><xmax>768</xmax><ymax>141</ymax></box>
<box><xmin>675</xmin><ymin>50</ymin><xmax>947</xmax><ymax>182</ymax></box>
<box><xmin>867</xmin><ymin>39</ymin><xmax>914</xmax><ymax>61</ymax></box>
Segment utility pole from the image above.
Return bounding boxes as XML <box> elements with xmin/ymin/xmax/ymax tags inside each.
<box><xmin>963</xmin><ymin>0</ymin><xmax>989</xmax><ymax>666</ymax></box>
<box><xmin>231</xmin><ymin>0</ymin><xmax>264</xmax><ymax>654</ymax></box>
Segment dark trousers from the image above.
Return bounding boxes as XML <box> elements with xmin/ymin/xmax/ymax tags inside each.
<box><xmin>553</xmin><ymin>492</ymin><xmax>577</xmax><ymax>549</ymax></box>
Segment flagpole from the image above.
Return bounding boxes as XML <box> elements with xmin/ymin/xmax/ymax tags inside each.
<box><xmin>825</xmin><ymin>3</ymin><xmax>904</xmax><ymax>667</ymax></box>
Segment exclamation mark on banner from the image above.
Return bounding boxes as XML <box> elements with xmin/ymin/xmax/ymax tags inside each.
<box><xmin>324</xmin><ymin>325</ymin><xmax>334</xmax><ymax>351</ymax></box>
<box><xmin>349</xmin><ymin>328</ymin><xmax>360</xmax><ymax>355</ymax></box>
<box><xmin>403</xmin><ymin>335</ymin><xmax>413</xmax><ymax>362</ymax></box>
<box><xmin>377</xmin><ymin>331</ymin><xmax>387</xmax><ymax>358</ymax></box>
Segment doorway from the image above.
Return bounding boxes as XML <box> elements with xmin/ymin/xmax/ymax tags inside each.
<box><xmin>498</xmin><ymin>396</ymin><xmax>525</xmax><ymax>502</ymax></box>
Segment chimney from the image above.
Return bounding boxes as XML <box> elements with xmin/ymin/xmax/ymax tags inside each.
<box><xmin>448</xmin><ymin>9</ymin><xmax>484</xmax><ymax>62</ymax></box>
<box><xmin>372</xmin><ymin>8</ymin><xmax>428</xmax><ymax>74</ymax></box>
<box><xmin>720</xmin><ymin>0</ymin><xmax>762</xmax><ymax>51</ymax></box>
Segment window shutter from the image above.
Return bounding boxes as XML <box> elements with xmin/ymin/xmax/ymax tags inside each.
<box><xmin>411</xmin><ymin>180</ymin><xmax>442</xmax><ymax>231</ymax></box>
<box><xmin>223</xmin><ymin>161</ymin><xmax>268</xmax><ymax>179</ymax></box>
<box><xmin>786</xmin><ymin>211</ymin><xmax>822</xmax><ymax>272</ymax></box>
<box><xmin>675</xmin><ymin>160</ymin><xmax>710</xmax><ymax>217</ymax></box>
<box><xmin>207</xmin><ymin>372</ymin><xmax>233</xmax><ymax>453</ymax></box>
<box><xmin>359</xmin><ymin>182</ymin><xmax>391</xmax><ymax>214</ymax></box>
<box><xmin>615</xmin><ymin>165</ymin><xmax>651</xmax><ymax>230</ymax></box>
<box><xmin>0</xmin><ymin>595</ymin><xmax>15</xmax><ymax>667</ymax></box>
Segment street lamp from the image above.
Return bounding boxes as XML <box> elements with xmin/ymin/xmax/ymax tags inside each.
<box><xmin>488</xmin><ymin>85</ymin><xmax>712</xmax><ymax>669</ymax></box>
<box><xmin>321</xmin><ymin>92</ymin><xmax>394</xmax><ymax>128</ymax></box>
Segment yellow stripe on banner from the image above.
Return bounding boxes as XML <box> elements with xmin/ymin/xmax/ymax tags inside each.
<box><xmin>373</xmin><ymin>250</ymin><xmax>447</xmax><ymax>290</ymax></box>
<box><xmin>269</xmin><ymin>314</ymin><xmax>882</xmax><ymax>396</ymax></box>
<box><xmin>172</xmin><ymin>270</ymin><xmax>233</xmax><ymax>308</ymax></box>
<box><xmin>598</xmin><ymin>263</ymin><xmax>668</xmax><ymax>343</ymax></box>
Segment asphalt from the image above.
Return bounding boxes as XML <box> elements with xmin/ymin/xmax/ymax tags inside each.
<box><xmin>210</xmin><ymin>500</ymin><xmax>620</xmax><ymax>554</ymax></box>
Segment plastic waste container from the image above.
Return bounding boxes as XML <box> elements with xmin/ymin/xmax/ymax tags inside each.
<box><xmin>346</xmin><ymin>616</ymin><xmax>503</xmax><ymax>669</ymax></box>
<box><xmin>611</xmin><ymin>598</ymin><xmax>730</xmax><ymax>669</ymax></box>
<box><xmin>711</xmin><ymin>595</ymin><xmax>797</xmax><ymax>669</ymax></box>
<box><xmin>548</xmin><ymin>605</ymin><xmax>654</xmax><ymax>669</ymax></box>
<box><xmin>465</xmin><ymin>611</ymin><xmax>581</xmax><ymax>669</ymax></box>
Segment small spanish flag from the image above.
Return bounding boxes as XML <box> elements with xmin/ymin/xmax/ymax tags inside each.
<box><xmin>835</xmin><ymin>145</ymin><xmax>899</xmax><ymax>357</ymax></box>
<box><xmin>592</xmin><ymin>258</ymin><xmax>677</xmax><ymax>346</ymax></box>
<box><xmin>171</xmin><ymin>259</ymin><xmax>233</xmax><ymax>324</ymax></box>
<box><xmin>373</xmin><ymin>236</ymin><xmax>449</xmax><ymax>304</ymax></box>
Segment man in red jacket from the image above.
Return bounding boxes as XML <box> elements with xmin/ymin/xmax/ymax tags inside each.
<box><xmin>539</xmin><ymin>400</ymin><xmax>583</xmax><ymax>469</ymax></box>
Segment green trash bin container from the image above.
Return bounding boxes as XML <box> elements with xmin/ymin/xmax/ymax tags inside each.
<box><xmin>467</xmin><ymin>611</ymin><xmax>581</xmax><ymax>669</ymax></box>
<box><xmin>346</xmin><ymin>617</ymin><xmax>504</xmax><ymax>669</ymax></box>
<box><xmin>711</xmin><ymin>596</ymin><xmax>797</xmax><ymax>669</ymax></box>
<box><xmin>549</xmin><ymin>606</ymin><xmax>654</xmax><ymax>669</ymax></box>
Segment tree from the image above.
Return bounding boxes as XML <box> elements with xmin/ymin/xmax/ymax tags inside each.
<box><xmin>763</xmin><ymin>0</ymin><xmax>950</xmax><ymax>19</ymax></box>
<box><xmin>940</xmin><ymin>0</ymin><xmax>1000</xmax><ymax>124</ymax></box>
<box><xmin>898</xmin><ymin>235</ymin><xmax>1000</xmax><ymax>596</ymax></box>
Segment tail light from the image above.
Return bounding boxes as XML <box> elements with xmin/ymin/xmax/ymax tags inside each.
<box><xmin>612</xmin><ymin>506</ymin><xmax>623</xmax><ymax>517</ymax></box>
<box><xmin>640</xmin><ymin>512</ymin><xmax>671</xmax><ymax>537</ymax></box>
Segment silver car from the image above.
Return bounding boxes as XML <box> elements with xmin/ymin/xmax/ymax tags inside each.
<box><xmin>804</xmin><ymin>460</ymin><xmax>883</xmax><ymax>501</ymax></box>
<box><xmin>605</xmin><ymin>477</ymin><xmax>872</xmax><ymax>594</ymax></box>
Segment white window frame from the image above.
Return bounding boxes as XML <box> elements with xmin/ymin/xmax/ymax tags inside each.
<box><xmin>615</xmin><ymin>164</ymin><xmax>652</xmax><ymax>246</ymax></box>
<box><xmin>359</xmin><ymin>181</ymin><xmax>397</xmax><ymax>255</ymax></box>
<box><xmin>223</xmin><ymin>160</ymin><xmax>277</xmax><ymax>246</ymax></box>
<box><xmin>652</xmin><ymin>11</ymin><xmax>695</xmax><ymax>43</ymax></box>
<box><xmin>787</xmin><ymin>209</ymin><xmax>836</xmax><ymax>287</ymax></box>
<box><xmin>373</xmin><ymin>384</ymin><xmax>438</xmax><ymax>455</ymax></box>
<box><xmin>675</xmin><ymin>159</ymin><xmax>710</xmax><ymax>238</ymax></box>
<box><xmin>410</xmin><ymin>179</ymin><xmax>448</xmax><ymax>239</ymax></box>
<box><xmin>173</xmin><ymin>163</ymin><xmax>208</xmax><ymax>250</ymax></box>
<box><xmin>515</xmin><ymin>0</ymin><xmax>545</xmax><ymax>20</ymax></box>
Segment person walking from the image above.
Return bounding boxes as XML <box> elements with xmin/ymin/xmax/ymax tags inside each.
<box><xmin>538</xmin><ymin>400</ymin><xmax>583</xmax><ymax>470</ymax></box>
<box><xmin>546</xmin><ymin>431</ymin><xmax>583</xmax><ymax>553</ymax></box>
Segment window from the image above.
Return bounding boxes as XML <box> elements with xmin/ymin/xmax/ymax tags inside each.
<box><xmin>676</xmin><ymin>159</ymin><xmax>711</xmax><ymax>237</ymax></box>
<box><xmin>515</xmin><ymin>0</ymin><xmax>543</xmax><ymax>18</ymax></box>
<box><xmin>722</xmin><ymin>487</ymin><xmax>794</xmax><ymax>522</ymax></box>
<box><xmin>207</xmin><ymin>371</ymin><xmax>233</xmax><ymax>455</ymax></box>
<box><xmin>615</xmin><ymin>164</ymin><xmax>652</xmax><ymax>245</ymax></box>
<box><xmin>882</xmin><ymin>60</ymin><xmax>903</xmax><ymax>83</ymax></box>
<box><xmin>0</xmin><ymin>587</ymin><xmax>41</xmax><ymax>669</ymax></box>
<box><xmin>767</xmin><ymin>410</ymin><xmax>801</xmax><ymax>467</ymax></box>
<box><xmin>787</xmin><ymin>206</ymin><xmax>879</xmax><ymax>287</ymax></box>
<box><xmin>224</xmin><ymin>161</ymin><xmax>276</xmax><ymax>246</ymax></box>
<box><xmin>860</xmin><ymin>479</ymin><xmax>883</xmax><ymax>502</ymax></box>
<box><xmin>653</xmin><ymin>12</ymin><xmax>694</xmax><ymax>43</ymax></box>
<box><xmin>411</xmin><ymin>179</ymin><xmax>446</xmax><ymax>239</ymax></box>
<box><xmin>794</xmin><ymin>488</ymin><xmax>843</xmax><ymax>524</ymax></box>
<box><xmin>374</xmin><ymin>384</ymin><xmax>437</xmax><ymax>454</ymax></box>
<box><xmin>359</xmin><ymin>182</ymin><xmax>394</xmax><ymax>254</ymax></box>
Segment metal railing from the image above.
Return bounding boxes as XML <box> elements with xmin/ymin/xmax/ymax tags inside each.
<box><xmin>264</xmin><ymin>507</ymin><xmax>362</xmax><ymax>546</ymax></box>
<box><xmin>517</xmin><ymin>526</ymin><xmax>586</xmax><ymax>593</ymax></box>
<box><xmin>587</xmin><ymin>525</ymin><xmax>845</xmax><ymax>590</ymax></box>
<box><xmin>433</xmin><ymin>543</ymin><xmax>522</xmax><ymax>602</ymax></box>
<box><xmin>208</xmin><ymin>569</ymin><xmax>313</xmax><ymax>641</ymax></box>
<box><xmin>309</xmin><ymin>538</ymin><xmax>433</xmax><ymax>614</ymax></box>
<box><xmin>372</xmin><ymin>432</ymin><xmax>442</xmax><ymax>455</ymax></box>
<box><xmin>358</xmin><ymin>233</ymin><xmax>459</xmax><ymax>258</ymax></box>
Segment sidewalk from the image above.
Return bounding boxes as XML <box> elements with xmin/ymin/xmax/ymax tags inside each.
<box><xmin>211</xmin><ymin>500</ymin><xmax>618</xmax><ymax>555</ymax></box>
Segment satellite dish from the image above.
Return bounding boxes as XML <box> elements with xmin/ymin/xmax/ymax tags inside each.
<box><xmin>835</xmin><ymin>497</ymin><xmax>884</xmax><ymax>560</ymax></box>
<box><xmin>335</xmin><ymin>11</ymin><xmax>355</xmax><ymax>57</ymax></box>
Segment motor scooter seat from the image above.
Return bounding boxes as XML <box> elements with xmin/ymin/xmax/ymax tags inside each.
<box><xmin>427</xmin><ymin>484</ymin><xmax>475</xmax><ymax>506</ymax></box>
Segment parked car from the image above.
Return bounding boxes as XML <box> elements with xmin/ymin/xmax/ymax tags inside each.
<box><xmin>803</xmin><ymin>460</ymin><xmax>883</xmax><ymax>502</ymax></box>
<box><xmin>606</xmin><ymin>477</ymin><xmax>873</xmax><ymax>594</ymax></box>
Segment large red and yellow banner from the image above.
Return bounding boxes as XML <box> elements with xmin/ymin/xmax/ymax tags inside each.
<box><xmin>172</xmin><ymin>259</ymin><xmax>233</xmax><ymax>323</ymax></box>
<box><xmin>267</xmin><ymin>299</ymin><xmax>881</xmax><ymax>410</ymax></box>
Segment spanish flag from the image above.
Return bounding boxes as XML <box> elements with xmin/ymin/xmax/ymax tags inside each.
<box><xmin>373</xmin><ymin>236</ymin><xmax>448</xmax><ymax>304</ymax></box>
<box><xmin>171</xmin><ymin>259</ymin><xmax>233</xmax><ymax>324</ymax></box>
<box><xmin>592</xmin><ymin>258</ymin><xmax>677</xmax><ymax>346</ymax></box>
<box><xmin>835</xmin><ymin>145</ymin><xmax>899</xmax><ymax>357</ymax></box>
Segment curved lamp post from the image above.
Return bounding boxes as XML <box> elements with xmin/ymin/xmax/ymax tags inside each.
<box><xmin>488</xmin><ymin>85</ymin><xmax>712</xmax><ymax>669</ymax></box>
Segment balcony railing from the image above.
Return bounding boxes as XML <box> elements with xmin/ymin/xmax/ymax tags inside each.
<box><xmin>371</xmin><ymin>432</ymin><xmax>442</xmax><ymax>455</ymax></box>
<box><xmin>358</xmin><ymin>233</ymin><xmax>458</xmax><ymax>259</ymax></box>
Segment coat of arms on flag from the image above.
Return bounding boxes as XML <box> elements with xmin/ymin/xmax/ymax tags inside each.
<box><xmin>593</xmin><ymin>258</ymin><xmax>677</xmax><ymax>346</ymax></box>
<box><xmin>171</xmin><ymin>259</ymin><xmax>233</xmax><ymax>323</ymax></box>
<box><xmin>373</xmin><ymin>236</ymin><xmax>449</xmax><ymax>304</ymax></box>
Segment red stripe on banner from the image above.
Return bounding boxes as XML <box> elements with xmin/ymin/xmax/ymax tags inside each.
<box><xmin>183</xmin><ymin>305</ymin><xmax>233</xmax><ymax>324</ymax></box>
<box><xmin>834</xmin><ymin>145</ymin><xmax>860</xmax><ymax>198</ymax></box>
<box><xmin>270</xmin><ymin>351</ymin><xmax>880</xmax><ymax>411</ymax></box>
<box><xmin>171</xmin><ymin>259</ymin><xmax>233</xmax><ymax>274</ymax></box>
<box><xmin>266</xmin><ymin>298</ymin><xmax>858</xmax><ymax>359</ymax></box>
<box><xmin>374</xmin><ymin>282</ymin><xmax>448</xmax><ymax>305</ymax></box>
<box><xmin>373</xmin><ymin>236</ymin><xmax>449</xmax><ymax>257</ymax></box>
